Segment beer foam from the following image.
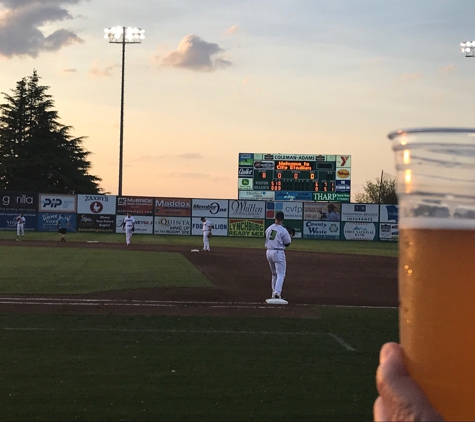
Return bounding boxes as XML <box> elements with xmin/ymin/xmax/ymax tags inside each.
<box><xmin>400</xmin><ymin>217</ymin><xmax>475</xmax><ymax>230</ymax></box>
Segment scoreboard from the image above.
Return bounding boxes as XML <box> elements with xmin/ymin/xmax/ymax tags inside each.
<box><xmin>238</xmin><ymin>153</ymin><xmax>351</xmax><ymax>201</ymax></box>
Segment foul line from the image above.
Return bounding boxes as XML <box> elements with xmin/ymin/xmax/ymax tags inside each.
<box><xmin>0</xmin><ymin>327</ymin><xmax>356</xmax><ymax>351</ymax></box>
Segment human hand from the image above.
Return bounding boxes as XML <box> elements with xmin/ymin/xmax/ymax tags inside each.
<box><xmin>374</xmin><ymin>342</ymin><xmax>444</xmax><ymax>421</ymax></box>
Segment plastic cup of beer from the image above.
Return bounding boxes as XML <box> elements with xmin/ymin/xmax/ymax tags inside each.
<box><xmin>388</xmin><ymin>127</ymin><xmax>475</xmax><ymax>421</ymax></box>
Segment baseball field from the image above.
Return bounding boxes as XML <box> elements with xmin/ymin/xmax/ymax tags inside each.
<box><xmin>0</xmin><ymin>233</ymin><xmax>399</xmax><ymax>421</ymax></box>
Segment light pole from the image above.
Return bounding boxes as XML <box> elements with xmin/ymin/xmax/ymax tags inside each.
<box><xmin>460</xmin><ymin>41</ymin><xmax>475</xmax><ymax>57</ymax></box>
<box><xmin>104</xmin><ymin>26</ymin><xmax>145</xmax><ymax>196</ymax></box>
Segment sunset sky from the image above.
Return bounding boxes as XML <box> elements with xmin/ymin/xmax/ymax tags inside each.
<box><xmin>1</xmin><ymin>0</ymin><xmax>475</xmax><ymax>199</ymax></box>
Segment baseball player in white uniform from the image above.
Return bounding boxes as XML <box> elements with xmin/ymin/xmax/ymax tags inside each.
<box><xmin>265</xmin><ymin>211</ymin><xmax>293</xmax><ymax>300</ymax></box>
<box><xmin>16</xmin><ymin>214</ymin><xmax>26</xmax><ymax>237</ymax></box>
<box><xmin>122</xmin><ymin>213</ymin><xmax>135</xmax><ymax>246</ymax></box>
<box><xmin>201</xmin><ymin>217</ymin><xmax>212</xmax><ymax>251</ymax></box>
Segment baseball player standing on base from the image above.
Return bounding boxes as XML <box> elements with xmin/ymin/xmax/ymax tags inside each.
<box><xmin>265</xmin><ymin>211</ymin><xmax>293</xmax><ymax>300</ymax></box>
<box><xmin>16</xmin><ymin>214</ymin><xmax>26</xmax><ymax>237</ymax></box>
<box><xmin>201</xmin><ymin>216</ymin><xmax>212</xmax><ymax>251</ymax></box>
<box><xmin>122</xmin><ymin>212</ymin><xmax>135</xmax><ymax>246</ymax></box>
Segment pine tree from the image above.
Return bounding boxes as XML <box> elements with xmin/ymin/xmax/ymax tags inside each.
<box><xmin>0</xmin><ymin>70</ymin><xmax>103</xmax><ymax>194</ymax></box>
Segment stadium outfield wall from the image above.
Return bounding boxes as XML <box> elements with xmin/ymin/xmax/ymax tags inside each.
<box><xmin>0</xmin><ymin>192</ymin><xmax>399</xmax><ymax>242</ymax></box>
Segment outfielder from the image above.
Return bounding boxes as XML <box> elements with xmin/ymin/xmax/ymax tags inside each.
<box><xmin>201</xmin><ymin>217</ymin><xmax>212</xmax><ymax>251</ymax></box>
<box><xmin>122</xmin><ymin>213</ymin><xmax>135</xmax><ymax>246</ymax></box>
<box><xmin>16</xmin><ymin>214</ymin><xmax>26</xmax><ymax>237</ymax></box>
<box><xmin>265</xmin><ymin>211</ymin><xmax>293</xmax><ymax>300</ymax></box>
<box><xmin>57</xmin><ymin>214</ymin><xmax>69</xmax><ymax>242</ymax></box>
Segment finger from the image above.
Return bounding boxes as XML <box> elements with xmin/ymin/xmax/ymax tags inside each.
<box><xmin>376</xmin><ymin>342</ymin><xmax>444</xmax><ymax>421</ymax></box>
<box><xmin>373</xmin><ymin>396</ymin><xmax>388</xmax><ymax>422</ymax></box>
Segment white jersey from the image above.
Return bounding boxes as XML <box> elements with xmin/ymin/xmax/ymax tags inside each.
<box><xmin>123</xmin><ymin>216</ymin><xmax>135</xmax><ymax>228</ymax></box>
<box><xmin>16</xmin><ymin>216</ymin><xmax>26</xmax><ymax>225</ymax></box>
<box><xmin>202</xmin><ymin>219</ymin><xmax>212</xmax><ymax>232</ymax></box>
<box><xmin>265</xmin><ymin>223</ymin><xmax>291</xmax><ymax>250</ymax></box>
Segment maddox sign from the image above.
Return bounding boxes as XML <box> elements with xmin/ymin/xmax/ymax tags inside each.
<box><xmin>77</xmin><ymin>194</ymin><xmax>117</xmax><ymax>215</ymax></box>
<box><xmin>192</xmin><ymin>199</ymin><xmax>228</xmax><ymax>217</ymax></box>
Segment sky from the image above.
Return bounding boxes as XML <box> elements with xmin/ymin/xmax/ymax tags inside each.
<box><xmin>1</xmin><ymin>0</ymin><xmax>475</xmax><ymax>199</ymax></box>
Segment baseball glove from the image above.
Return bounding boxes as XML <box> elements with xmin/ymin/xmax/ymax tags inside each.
<box><xmin>208</xmin><ymin>232</ymin><xmax>212</xmax><ymax>237</ymax></box>
<box><xmin>286</xmin><ymin>227</ymin><xmax>296</xmax><ymax>237</ymax></box>
<box><xmin>131</xmin><ymin>227</ymin><xmax>135</xmax><ymax>232</ymax></box>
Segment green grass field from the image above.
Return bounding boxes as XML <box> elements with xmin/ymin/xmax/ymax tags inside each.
<box><xmin>0</xmin><ymin>308</ymin><xmax>399</xmax><ymax>421</ymax></box>
<box><xmin>0</xmin><ymin>235</ymin><xmax>399</xmax><ymax>421</ymax></box>
<box><xmin>0</xmin><ymin>231</ymin><xmax>399</xmax><ymax>257</ymax></box>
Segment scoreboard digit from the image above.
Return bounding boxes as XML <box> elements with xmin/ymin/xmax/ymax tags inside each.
<box><xmin>238</xmin><ymin>153</ymin><xmax>351</xmax><ymax>201</ymax></box>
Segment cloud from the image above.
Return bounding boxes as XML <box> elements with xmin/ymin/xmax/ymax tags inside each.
<box><xmin>89</xmin><ymin>61</ymin><xmax>118</xmax><ymax>78</ymax></box>
<box><xmin>160</xmin><ymin>35</ymin><xmax>231</xmax><ymax>72</ymax></box>
<box><xmin>226</xmin><ymin>24</ymin><xmax>239</xmax><ymax>34</ymax></box>
<box><xmin>440</xmin><ymin>64</ymin><xmax>456</xmax><ymax>74</ymax></box>
<box><xmin>0</xmin><ymin>0</ymin><xmax>84</xmax><ymax>58</ymax></box>
<box><xmin>396</xmin><ymin>72</ymin><xmax>422</xmax><ymax>84</ymax></box>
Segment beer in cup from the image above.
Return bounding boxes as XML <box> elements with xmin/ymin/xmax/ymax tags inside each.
<box><xmin>388</xmin><ymin>127</ymin><xmax>475</xmax><ymax>420</ymax></box>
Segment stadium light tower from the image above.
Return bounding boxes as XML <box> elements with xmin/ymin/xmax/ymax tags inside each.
<box><xmin>460</xmin><ymin>40</ymin><xmax>475</xmax><ymax>57</ymax></box>
<box><xmin>104</xmin><ymin>26</ymin><xmax>145</xmax><ymax>196</ymax></box>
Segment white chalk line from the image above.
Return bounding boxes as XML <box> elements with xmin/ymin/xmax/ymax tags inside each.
<box><xmin>0</xmin><ymin>327</ymin><xmax>356</xmax><ymax>351</ymax></box>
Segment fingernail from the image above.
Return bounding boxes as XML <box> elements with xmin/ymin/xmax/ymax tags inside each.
<box><xmin>379</xmin><ymin>343</ymin><xmax>392</xmax><ymax>364</ymax></box>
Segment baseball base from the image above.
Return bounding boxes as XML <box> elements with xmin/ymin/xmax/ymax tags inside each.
<box><xmin>266</xmin><ymin>298</ymin><xmax>288</xmax><ymax>305</ymax></box>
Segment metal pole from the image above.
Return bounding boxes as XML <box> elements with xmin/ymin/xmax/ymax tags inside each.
<box><xmin>118</xmin><ymin>27</ymin><xmax>126</xmax><ymax>196</ymax></box>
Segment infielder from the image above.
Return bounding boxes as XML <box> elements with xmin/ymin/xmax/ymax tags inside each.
<box><xmin>122</xmin><ymin>213</ymin><xmax>135</xmax><ymax>246</ymax></box>
<box><xmin>201</xmin><ymin>217</ymin><xmax>212</xmax><ymax>251</ymax></box>
<box><xmin>16</xmin><ymin>214</ymin><xmax>26</xmax><ymax>237</ymax></box>
<box><xmin>265</xmin><ymin>211</ymin><xmax>293</xmax><ymax>300</ymax></box>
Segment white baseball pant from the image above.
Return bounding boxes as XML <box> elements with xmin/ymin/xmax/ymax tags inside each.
<box><xmin>203</xmin><ymin>231</ymin><xmax>210</xmax><ymax>251</ymax></box>
<box><xmin>266</xmin><ymin>249</ymin><xmax>286</xmax><ymax>296</ymax></box>
<box><xmin>125</xmin><ymin>227</ymin><xmax>133</xmax><ymax>245</ymax></box>
<box><xmin>17</xmin><ymin>223</ymin><xmax>24</xmax><ymax>236</ymax></box>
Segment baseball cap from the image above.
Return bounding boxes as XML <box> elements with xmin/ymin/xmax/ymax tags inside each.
<box><xmin>275</xmin><ymin>211</ymin><xmax>285</xmax><ymax>220</ymax></box>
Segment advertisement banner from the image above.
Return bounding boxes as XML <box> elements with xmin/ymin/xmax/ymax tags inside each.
<box><xmin>154</xmin><ymin>216</ymin><xmax>191</xmax><ymax>235</ymax></box>
<box><xmin>76</xmin><ymin>214</ymin><xmax>116</xmax><ymax>233</ymax></box>
<box><xmin>303</xmin><ymin>202</ymin><xmax>341</xmax><ymax>221</ymax></box>
<box><xmin>154</xmin><ymin>197</ymin><xmax>192</xmax><ymax>217</ymax></box>
<box><xmin>274</xmin><ymin>191</ymin><xmax>313</xmax><ymax>201</ymax></box>
<box><xmin>335</xmin><ymin>180</ymin><xmax>351</xmax><ymax>192</ymax></box>
<box><xmin>337</xmin><ymin>155</ymin><xmax>351</xmax><ymax>167</ymax></box>
<box><xmin>336</xmin><ymin>168</ymin><xmax>351</xmax><ymax>180</ymax></box>
<box><xmin>77</xmin><ymin>195</ymin><xmax>117</xmax><ymax>215</ymax></box>
<box><xmin>37</xmin><ymin>213</ymin><xmax>77</xmax><ymax>232</ymax></box>
<box><xmin>342</xmin><ymin>203</ymin><xmax>379</xmax><ymax>222</ymax></box>
<box><xmin>380</xmin><ymin>204</ymin><xmax>399</xmax><ymax>223</ymax></box>
<box><xmin>228</xmin><ymin>200</ymin><xmax>265</xmax><ymax>219</ymax></box>
<box><xmin>0</xmin><ymin>192</ymin><xmax>37</xmax><ymax>212</ymax></box>
<box><xmin>238</xmin><ymin>167</ymin><xmax>253</xmax><ymax>178</ymax></box>
<box><xmin>191</xmin><ymin>199</ymin><xmax>228</xmax><ymax>218</ymax></box>
<box><xmin>238</xmin><ymin>191</ymin><xmax>275</xmax><ymax>201</ymax></box>
<box><xmin>238</xmin><ymin>153</ymin><xmax>254</xmax><ymax>167</ymax></box>
<box><xmin>379</xmin><ymin>223</ymin><xmax>399</xmax><ymax>241</ymax></box>
<box><xmin>228</xmin><ymin>219</ymin><xmax>264</xmax><ymax>237</ymax></box>
<box><xmin>265</xmin><ymin>219</ymin><xmax>303</xmax><ymax>238</ymax></box>
<box><xmin>116</xmin><ymin>196</ymin><xmax>154</xmax><ymax>215</ymax></box>
<box><xmin>39</xmin><ymin>194</ymin><xmax>76</xmax><ymax>213</ymax></box>
<box><xmin>312</xmin><ymin>192</ymin><xmax>350</xmax><ymax>202</ymax></box>
<box><xmin>342</xmin><ymin>222</ymin><xmax>378</xmax><ymax>241</ymax></box>
<box><xmin>0</xmin><ymin>212</ymin><xmax>36</xmax><ymax>231</ymax></box>
<box><xmin>265</xmin><ymin>201</ymin><xmax>303</xmax><ymax>220</ymax></box>
<box><xmin>191</xmin><ymin>217</ymin><xmax>228</xmax><ymax>236</ymax></box>
<box><xmin>115</xmin><ymin>215</ymin><xmax>153</xmax><ymax>234</ymax></box>
<box><xmin>303</xmin><ymin>221</ymin><xmax>341</xmax><ymax>239</ymax></box>
<box><xmin>238</xmin><ymin>178</ymin><xmax>253</xmax><ymax>190</ymax></box>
